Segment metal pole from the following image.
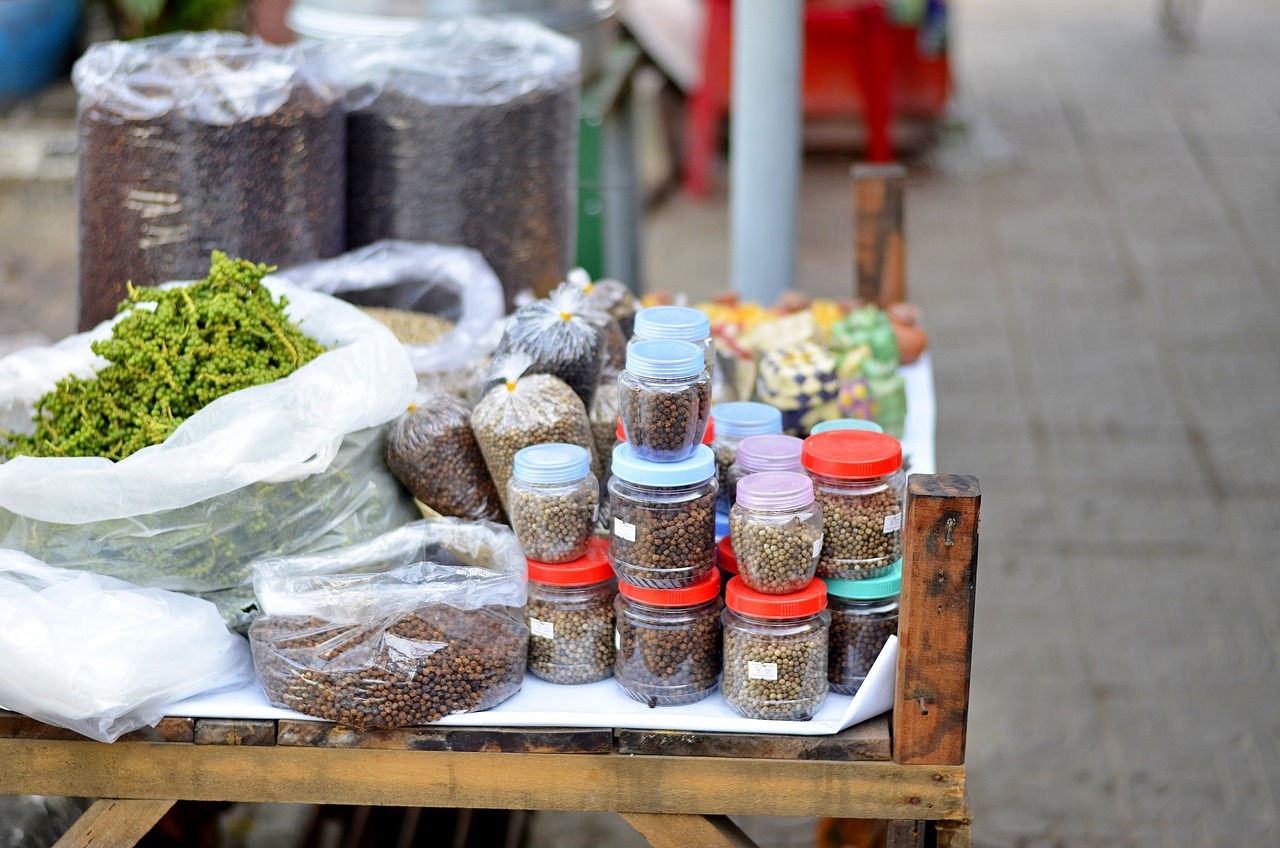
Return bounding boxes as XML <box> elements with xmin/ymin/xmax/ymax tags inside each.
<box><xmin>729</xmin><ymin>0</ymin><xmax>803</xmax><ymax>304</ymax></box>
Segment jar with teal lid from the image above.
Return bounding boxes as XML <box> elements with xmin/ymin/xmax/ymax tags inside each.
<box><xmin>825</xmin><ymin>561</ymin><xmax>901</xmax><ymax>695</ymax></box>
<box><xmin>630</xmin><ymin>305</ymin><xmax>714</xmax><ymax>377</ymax></box>
<box><xmin>509</xmin><ymin>443</ymin><xmax>598</xmax><ymax>563</ymax></box>
<box><xmin>709</xmin><ymin>401</ymin><xmax>783</xmax><ymax>511</ymax></box>
<box><xmin>608</xmin><ymin>443</ymin><xmax>718</xmax><ymax>588</ymax></box>
<box><xmin>810</xmin><ymin>418</ymin><xmax>884</xmax><ymax>435</ymax></box>
<box><xmin>725</xmin><ymin>433</ymin><xmax>804</xmax><ymax>508</ymax></box>
<box><xmin>618</xmin><ymin>339</ymin><xmax>711</xmax><ymax>462</ymax></box>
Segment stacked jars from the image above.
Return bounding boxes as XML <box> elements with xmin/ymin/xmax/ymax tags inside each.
<box><xmin>708</xmin><ymin>401</ymin><xmax>783</xmax><ymax>512</ymax></box>
<box><xmin>508</xmin><ymin>443</ymin><xmax>598</xmax><ymax>563</ymax></box>
<box><xmin>630</xmin><ymin>306</ymin><xmax>715</xmax><ymax>380</ymax></box>
<box><xmin>825</xmin><ymin>561</ymin><xmax>900</xmax><ymax>695</ymax></box>
<box><xmin>724</xmin><ymin>434</ymin><xmax>804</xmax><ymax>509</ymax></box>
<box><xmin>526</xmin><ymin>539</ymin><xmax>618</xmax><ymax>684</ymax></box>
<box><xmin>609</xmin><ymin>336</ymin><xmax>719</xmax><ymax>704</ymax></box>
<box><xmin>729</xmin><ymin>472</ymin><xmax>823</xmax><ymax>595</ymax></box>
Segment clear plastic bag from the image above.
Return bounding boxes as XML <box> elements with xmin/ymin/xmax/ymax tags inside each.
<box><xmin>562</xmin><ymin>268</ymin><xmax>640</xmax><ymax>339</ymax></box>
<box><xmin>472</xmin><ymin>356</ymin><xmax>596</xmax><ymax>515</ymax></box>
<box><xmin>339</xmin><ymin>18</ymin><xmax>580</xmax><ymax>309</ymax></box>
<box><xmin>385</xmin><ymin>394</ymin><xmax>505</xmax><ymax>523</ymax></box>
<box><xmin>0</xmin><ymin>549</ymin><xmax>255</xmax><ymax>743</ymax></box>
<box><xmin>0</xmin><ymin>280</ymin><xmax>417</xmax><ymax>614</ymax></box>
<box><xmin>249</xmin><ymin>519</ymin><xmax>528</xmax><ymax>728</ymax></box>
<box><xmin>268</xmin><ymin>241</ymin><xmax>505</xmax><ymax>394</ymax></box>
<box><xmin>486</xmin><ymin>287</ymin><xmax>605</xmax><ymax>408</ymax></box>
<box><xmin>73</xmin><ymin>32</ymin><xmax>346</xmax><ymax>330</ymax></box>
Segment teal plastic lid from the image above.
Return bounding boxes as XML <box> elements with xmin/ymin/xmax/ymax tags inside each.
<box><xmin>513</xmin><ymin>443</ymin><xmax>591</xmax><ymax>484</ymax></box>
<box><xmin>633</xmin><ymin>305</ymin><xmax>711</xmax><ymax>342</ymax></box>
<box><xmin>823</xmin><ymin>560</ymin><xmax>902</xmax><ymax>599</ymax></box>
<box><xmin>611</xmin><ymin>442</ymin><xmax>715</xmax><ymax>487</ymax></box>
<box><xmin>710</xmin><ymin>401</ymin><xmax>782</xmax><ymax>439</ymax></box>
<box><xmin>810</xmin><ymin>418</ymin><xmax>884</xmax><ymax>435</ymax></box>
<box><xmin>625</xmin><ymin>339</ymin><xmax>704</xmax><ymax>379</ymax></box>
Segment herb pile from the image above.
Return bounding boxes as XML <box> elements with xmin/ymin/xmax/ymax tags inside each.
<box><xmin>2</xmin><ymin>252</ymin><xmax>325</xmax><ymax>461</ymax></box>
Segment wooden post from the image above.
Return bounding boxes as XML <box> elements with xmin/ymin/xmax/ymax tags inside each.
<box><xmin>52</xmin><ymin>799</ymin><xmax>175</xmax><ymax>848</ymax></box>
<box><xmin>893</xmin><ymin>474</ymin><xmax>980</xmax><ymax>765</ymax></box>
<box><xmin>852</xmin><ymin>162</ymin><xmax>908</xmax><ymax>307</ymax></box>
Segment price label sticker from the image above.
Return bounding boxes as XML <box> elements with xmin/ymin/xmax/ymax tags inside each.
<box><xmin>614</xmin><ymin>518</ymin><xmax>636</xmax><ymax>542</ymax></box>
<box><xmin>615</xmin><ymin>629</ymin><xmax>621</xmax><ymax>650</ymax></box>
<box><xmin>747</xmin><ymin>661</ymin><xmax>778</xmax><ymax>681</ymax></box>
<box><xmin>813</xmin><ymin>536</ymin><xmax>823</xmax><ymax>558</ymax></box>
<box><xmin>530</xmin><ymin>617</ymin><xmax>555</xmax><ymax>640</ymax></box>
<box><xmin>883</xmin><ymin>512</ymin><xmax>903</xmax><ymax>533</ymax></box>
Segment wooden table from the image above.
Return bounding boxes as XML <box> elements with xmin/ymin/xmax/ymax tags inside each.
<box><xmin>0</xmin><ymin>474</ymin><xmax>979</xmax><ymax>848</ymax></box>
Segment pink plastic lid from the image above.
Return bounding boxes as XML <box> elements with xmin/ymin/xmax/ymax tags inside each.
<box><xmin>735</xmin><ymin>434</ymin><xmax>804</xmax><ymax>474</ymax></box>
<box><xmin>734</xmin><ymin>471</ymin><xmax>814</xmax><ymax>512</ymax></box>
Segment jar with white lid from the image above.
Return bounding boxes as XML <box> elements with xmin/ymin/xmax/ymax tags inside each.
<box><xmin>721</xmin><ymin>576</ymin><xmax>830</xmax><ymax>721</ymax></box>
<box><xmin>618</xmin><ymin>339</ymin><xmax>711</xmax><ymax>462</ymax></box>
<box><xmin>801</xmin><ymin>430</ymin><xmax>905</xmax><ymax>580</ymax></box>
<box><xmin>509</xmin><ymin>443</ymin><xmax>598</xmax><ymax>564</ymax></box>
<box><xmin>630</xmin><ymin>305</ymin><xmax>714</xmax><ymax>377</ymax></box>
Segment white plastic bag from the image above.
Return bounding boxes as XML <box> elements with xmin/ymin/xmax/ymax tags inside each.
<box><xmin>0</xmin><ymin>549</ymin><xmax>255</xmax><ymax>743</ymax></box>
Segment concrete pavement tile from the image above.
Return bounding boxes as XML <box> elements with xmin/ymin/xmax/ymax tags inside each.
<box><xmin>1046</xmin><ymin>484</ymin><xmax>1222</xmax><ymax>548</ymax></box>
<box><xmin>1041</xmin><ymin>428</ymin><xmax>1207</xmax><ymax>487</ymax></box>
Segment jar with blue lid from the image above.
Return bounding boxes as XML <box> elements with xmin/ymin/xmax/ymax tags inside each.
<box><xmin>825</xmin><ymin>560</ymin><xmax>901</xmax><ymax>695</ymax></box>
<box><xmin>630</xmin><ymin>305</ymin><xmax>714</xmax><ymax>377</ymax></box>
<box><xmin>708</xmin><ymin>401</ymin><xmax>783</xmax><ymax>510</ymax></box>
<box><xmin>509</xmin><ymin>443</ymin><xmax>598</xmax><ymax>564</ymax></box>
<box><xmin>619</xmin><ymin>339</ymin><xmax>711</xmax><ymax>462</ymax></box>
<box><xmin>608</xmin><ymin>443</ymin><xmax>718</xmax><ymax>588</ymax></box>
<box><xmin>809</xmin><ymin>418</ymin><xmax>885</xmax><ymax>435</ymax></box>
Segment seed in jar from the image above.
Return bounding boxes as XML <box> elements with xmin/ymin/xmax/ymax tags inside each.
<box><xmin>526</xmin><ymin>594</ymin><xmax>615</xmax><ymax>684</ymax></box>
<box><xmin>620</xmin><ymin>380</ymin><xmax>711</xmax><ymax>461</ymax></box>
<box><xmin>729</xmin><ymin>510</ymin><xmax>822</xmax><ymax>594</ymax></box>
<box><xmin>614</xmin><ymin>609</ymin><xmax>720</xmax><ymax>706</ymax></box>
<box><xmin>813</xmin><ymin>487</ymin><xmax>902</xmax><ymax>579</ymax></box>
<box><xmin>609</xmin><ymin>488</ymin><xmax>717</xmax><ymax>588</ymax></box>
<box><xmin>829</xmin><ymin>608</ymin><xmax>896</xmax><ymax>695</ymax></box>
<box><xmin>509</xmin><ymin>482</ymin><xmax>597</xmax><ymax>563</ymax></box>
<box><xmin>722</xmin><ymin>627</ymin><xmax>828</xmax><ymax>721</ymax></box>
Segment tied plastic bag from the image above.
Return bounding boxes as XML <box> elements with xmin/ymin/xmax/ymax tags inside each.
<box><xmin>338</xmin><ymin>18</ymin><xmax>581</xmax><ymax>309</ymax></box>
<box><xmin>486</xmin><ymin>287</ymin><xmax>605</xmax><ymax>409</ymax></box>
<box><xmin>472</xmin><ymin>355</ymin><xmax>596</xmax><ymax>515</ymax></box>
<box><xmin>249</xmin><ymin>519</ymin><xmax>528</xmax><ymax>729</ymax></box>
<box><xmin>268</xmin><ymin>241</ymin><xmax>505</xmax><ymax>397</ymax></box>
<box><xmin>559</xmin><ymin>268</ymin><xmax>636</xmax><ymax>373</ymax></box>
<box><xmin>0</xmin><ymin>549</ymin><xmax>255</xmax><ymax>743</ymax></box>
<box><xmin>74</xmin><ymin>32</ymin><xmax>346</xmax><ymax>329</ymax></box>
<box><xmin>0</xmin><ymin>279</ymin><xmax>417</xmax><ymax>615</ymax></box>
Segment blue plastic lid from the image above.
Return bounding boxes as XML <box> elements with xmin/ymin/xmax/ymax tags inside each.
<box><xmin>512</xmin><ymin>443</ymin><xmax>592</xmax><ymax>484</ymax></box>
<box><xmin>810</xmin><ymin>418</ymin><xmax>885</xmax><ymax>435</ymax></box>
<box><xmin>823</xmin><ymin>560</ymin><xmax>903</xmax><ymax>599</ymax></box>
<box><xmin>611</xmin><ymin>443</ymin><xmax>716</xmax><ymax>487</ymax></box>
<box><xmin>711</xmin><ymin>402</ymin><xmax>783</xmax><ymax>439</ymax></box>
<box><xmin>625</xmin><ymin>339</ymin><xmax>705</xmax><ymax>379</ymax></box>
<box><xmin>633</xmin><ymin>306</ymin><xmax>711</xmax><ymax>343</ymax></box>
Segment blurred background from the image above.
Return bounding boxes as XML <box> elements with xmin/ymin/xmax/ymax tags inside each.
<box><xmin>2</xmin><ymin>0</ymin><xmax>1279</xmax><ymax>846</ymax></box>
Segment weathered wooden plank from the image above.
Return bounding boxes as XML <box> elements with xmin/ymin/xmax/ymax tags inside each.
<box><xmin>277</xmin><ymin>720</ymin><xmax>450</xmax><ymax>751</ymax></box>
<box><xmin>193</xmin><ymin>718</ymin><xmax>276</xmax><ymax>747</ymax></box>
<box><xmin>51</xmin><ymin>799</ymin><xmax>175</xmax><ymax>848</ymax></box>
<box><xmin>0</xmin><ymin>739</ymin><xmax>967</xmax><ymax>820</ymax></box>
<box><xmin>935</xmin><ymin>819</ymin><xmax>973</xmax><ymax>848</ymax></box>
<box><xmin>620</xmin><ymin>813</ymin><xmax>759</xmax><ymax>848</ymax></box>
<box><xmin>893</xmin><ymin>474</ymin><xmax>980</xmax><ymax>766</ymax></box>
<box><xmin>122</xmin><ymin>718</ymin><xmax>195</xmax><ymax>744</ymax></box>
<box><xmin>615</xmin><ymin>715</ymin><xmax>890</xmax><ymax>761</ymax></box>
<box><xmin>0</xmin><ymin>710</ymin><xmax>19</xmax><ymax>738</ymax></box>
<box><xmin>446</xmin><ymin>727</ymin><xmax>613</xmax><ymax>754</ymax></box>
<box><xmin>852</xmin><ymin>162</ymin><xmax>908</xmax><ymax>307</ymax></box>
<box><xmin>0</xmin><ymin>716</ymin><xmax>191</xmax><ymax>744</ymax></box>
<box><xmin>886</xmin><ymin>819</ymin><xmax>924</xmax><ymax>848</ymax></box>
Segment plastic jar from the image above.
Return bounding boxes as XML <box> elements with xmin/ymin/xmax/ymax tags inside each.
<box><xmin>801</xmin><ymin>430</ymin><xmax>905</xmax><ymax>580</ymax></box>
<box><xmin>810</xmin><ymin>418</ymin><xmax>884</xmax><ymax>435</ymax></box>
<box><xmin>614</xmin><ymin>567</ymin><xmax>722</xmax><ymax>706</ymax></box>
<box><xmin>509</xmin><ymin>443</ymin><xmax>599</xmax><ymax>563</ymax></box>
<box><xmin>729</xmin><ymin>472</ymin><xmax>824</xmax><ymax>594</ymax></box>
<box><xmin>618</xmin><ymin>339</ymin><xmax>712</xmax><ymax>462</ymax></box>
<box><xmin>709</xmin><ymin>401</ymin><xmax>783</xmax><ymax>511</ymax></box>
<box><xmin>526</xmin><ymin>539</ymin><xmax>618</xmax><ymax>684</ymax></box>
<box><xmin>608</xmin><ymin>443</ymin><xmax>718</xmax><ymax>588</ymax></box>
<box><xmin>721</xmin><ymin>576</ymin><xmax>830</xmax><ymax>721</ymax></box>
<box><xmin>725</xmin><ymin>433</ymin><xmax>804</xmax><ymax>508</ymax></box>
<box><xmin>631</xmin><ymin>305</ymin><xmax>714</xmax><ymax>377</ymax></box>
<box><xmin>826</xmin><ymin>561</ymin><xmax>900</xmax><ymax>695</ymax></box>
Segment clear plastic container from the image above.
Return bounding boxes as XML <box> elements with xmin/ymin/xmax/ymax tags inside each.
<box><xmin>721</xmin><ymin>576</ymin><xmax>830</xmax><ymax>721</ymax></box>
<box><xmin>630</xmin><ymin>305</ymin><xmax>714</xmax><ymax>377</ymax></box>
<box><xmin>729</xmin><ymin>471</ymin><xmax>824</xmax><ymax>595</ymax></box>
<box><xmin>608</xmin><ymin>443</ymin><xmax>718</xmax><ymax>588</ymax></box>
<box><xmin>618</xmin><ymin>339</ymin><xmax>711</xmax><ymax>462</ymax></box>
<box><xmin>509</xmin><ymin>443</ymin><xmax>598</xmax><ymax>564</ymax></box>
<box><xmin>801</xmin><ymin>430</ymin><xmax>905</xmax><ymax>580</ymax></box>
<box><xmin>825</xmin><ymin>561</ymin><xmax>900</xmax><ymax>695</ymax></box>
<box><xmin>725</xmin><ymin>433</ymin><xmax>804</xmax><ymax>508</ymax></box>
<box><xmin>602</xmin><ymin>416</ymin><xmax>715</xmax><ymax>537</ymax></box>
<box><xmin>614</xmin><ymin>568</ymin><xmax>722</xmax><ymax>705</ymax></box>
<box><xmin>526</xmin><ymin>539</ymin><xmax>618</xmax><ymax>684</ymax></box>
<box><xmin>709</xmin><ymin>401</ymin><xmax>783</xmax><ymax>511</ymax></box>
<box><xmin>809</xmin><ymin>418</ymin><xmax>884</xmax><ymax>435</ymax></box>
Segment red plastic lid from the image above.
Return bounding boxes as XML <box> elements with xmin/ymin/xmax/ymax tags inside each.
<box><xmin>716</xmin><ymin>535</ymin><xmax>739</xmax><ymax>574</ymax></box>
<box><xmin>725</xmin><ymin>575</ymin><xmax>828</xmax><ymax>617</ymax></box>
<box><xmin>527</xmin><ymin>538</ymin><xmax>613</xmax><ymax>585</ymax></box>
<box><xmin>617</xmin><ymin>416</ymin><xmax>715</xmax><ymax>445</ymax></box>
<box><xmin>618</xmin><ymin>567</ymin><xmax>721</xmax><ymax>606</ymax></box>
<box><xmin>801</xmin><ymin>430</ymin><xmax>902</xmax><ymax>479</ymax></box>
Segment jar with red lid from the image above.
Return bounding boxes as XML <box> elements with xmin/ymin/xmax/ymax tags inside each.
<box><xmin>801</xmin><ymin>430</ymin><xmax>906</xmax><ymax>580</ymax></box>
<box><xmin>716</xmin><ymin>534</ymin><xmax>739</xmax><ymax>594</ymax></box>
<box><xmin>526</xmin><ymin>538</ymin><xmax>618</xmax><ymax>684</ymax></box>
<box><xmin>721</xmin><ymin>576</ymin><xmax>830</xmax><ymax>721</ymax></box>
<box><xmin>614</xmin><ymin>568</ymin><xmax>722</xmax><ymax>706</ymax></box>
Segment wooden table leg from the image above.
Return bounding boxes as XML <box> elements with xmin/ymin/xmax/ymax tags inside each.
<box><xmin>887</xmin><ymin>819</ymin><xmax>925</xmax><ymax>848</ymax></box>
<box><xmin>52</xmin><ymin>799</ymin><xmax>176</xmax><ymax>848</ymax></box>
<box><xmin>619</xmin><ymin>812</ymin><xmax>759</xmax><ymax>848</ymax></box>
<box><xmin>935</xmin><ymin>818</ymin><xmax>973</xmax><ymax>848</ymax></box>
